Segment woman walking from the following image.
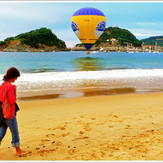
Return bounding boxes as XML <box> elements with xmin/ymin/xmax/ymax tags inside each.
<box><xmin>0</xmin><ymin>67</ymin><xmax>28</xmax><ymax>156</ymax></box>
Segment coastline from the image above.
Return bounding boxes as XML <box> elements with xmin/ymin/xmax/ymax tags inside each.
<box><xmin>17</xmin><ymin>86</ymin><xmax>163</xmax><ymax>102</ymax></box>
<box><xmin>0</xmin><ymin>91</ymin><xmax>163</xmax><ymax>160</ymax></box>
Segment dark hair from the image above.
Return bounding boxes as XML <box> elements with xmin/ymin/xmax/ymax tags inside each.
<box><xmin>3</xmin><ymin>67</ymin><xmax>20</xmax><ymax>81</ymax></box>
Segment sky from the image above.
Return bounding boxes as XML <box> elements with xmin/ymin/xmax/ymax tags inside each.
<box><xmin>0</xmin><ymin>1</ymin><xmax>163</xmax><ymax>48</ymax></box>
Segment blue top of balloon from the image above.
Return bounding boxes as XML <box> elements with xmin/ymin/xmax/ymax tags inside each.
<box><xmin>72</xmin><ymin>7</ymin><xmax>105</xmax><ymax>16</ymax></box>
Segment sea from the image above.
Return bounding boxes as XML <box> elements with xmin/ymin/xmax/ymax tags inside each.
<box><xmin>1</xmin><ymin>51</ymin><xmax>163</xmax><ymax>99</ymax></box>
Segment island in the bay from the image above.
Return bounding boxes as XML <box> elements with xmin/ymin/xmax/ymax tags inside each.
<box><xmin>0</xmin><ymin>27</ymin><xmax>67</xmax><ymax>52</ymax></box>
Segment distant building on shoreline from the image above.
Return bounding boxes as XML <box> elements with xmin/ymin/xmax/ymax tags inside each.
<box><xmin>142</xmin><ymin>43</ymin><xmax>156</xmax><ymax>51</ymax></box>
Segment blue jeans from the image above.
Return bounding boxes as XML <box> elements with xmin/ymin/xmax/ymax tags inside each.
<box><xmin>0</xmin><ymin>116</ymin><xmax>20</xmax><ymax>148</ymax></box>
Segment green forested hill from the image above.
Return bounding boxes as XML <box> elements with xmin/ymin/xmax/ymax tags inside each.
<box><xmin>1</xmin><ymin>27</ymin><xmax>66</xmax><ymax>49</ymax></box>
<box><xmin>141</xmin><ymin>36</ymin><xmax>163</xmax><ymax>47</ymax></box>
<box><xmin>95</xmin><ymin>27</ymin><xmax>142</xmax><ymax>47</ymax></box>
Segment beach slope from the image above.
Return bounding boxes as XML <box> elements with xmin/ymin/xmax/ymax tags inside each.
<box><xmin>0</xmin><ymin>93</ymin><xmax>163</xmax><ymax>160</ymax></box>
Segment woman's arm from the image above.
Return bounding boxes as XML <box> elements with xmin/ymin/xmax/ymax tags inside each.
<box><xmin>7</xmin><ymin>84</ymin><xmax>16</xmax><ymax>105</ymax></box>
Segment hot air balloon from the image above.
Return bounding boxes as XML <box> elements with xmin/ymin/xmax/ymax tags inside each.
<box><xmin>71</xmin><ymin>7</ymin><xmax>106</xmax><ymax>53</ymax></box>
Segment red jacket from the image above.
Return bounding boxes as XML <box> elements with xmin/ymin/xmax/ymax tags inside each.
<box><xmin>0</xmin><ymin>81</ymin><xmax>16</xmax><ymax>113</ymax></box>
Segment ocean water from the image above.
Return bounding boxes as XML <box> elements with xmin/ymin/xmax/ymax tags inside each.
<box><xmin>1</xmin><ymin>51</ymin><xmax>163</xmax><ymax>97</ymax></box>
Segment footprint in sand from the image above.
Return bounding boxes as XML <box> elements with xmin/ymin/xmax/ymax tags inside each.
<box><xmin>39</xmin><ymin>139</ymin><xmax>50</xmax><ymax>146</ymax></box>
<box><xmin>68</xmin><ymin>148</ymin><xmax>78</xmax><ymax>155</ymax></box>
<box><xmin>37</xmin><ymin>149</ymin><xmax>56</xmax><ymax>156</ymax></box>
<box><xmin>41</xmin><ymin>139</ymin><xmax>50</xmax><ymax>142</ymax></box>
<box><xmin>48</xmin><ymin>125</ymin><xmax>67</xmax><ymax>130</ymax></box>
<box><xmin>79</xmin><ymin>131</ymin><xmax>85</xmax><ymax>134</ymax></box>
<box><xmin>113</xmin><ymin>115</ymin><xmax>119</xmax><ymax>118</ymax></box>
<box><xmin>53</xmin><ymin>125</ymin><xmax>67</xmax><ymax>130</ymax></box>
<box><xmin>46</xmin><ymin>134</ymin><xmax>55</xmax><ymax>138</ymax></box>
<box><xmin>73</xmin><ymin>136</ymin><xmax>89</xmax><ymax>141</ymax></box>
<box><xmin>125</xmin><ymin>125</ymin><xmax>132</xmax><ymax>129</ymax></box>
<box><xmin>62</xmin><ymin>132</ymin><xmax>71</xmax><ymax>137</ymax></box>
<box><xmin>83</xmin><ymin>123</ymin><xmax>91</xmax><ymax>131</ymax></box>
<box><xmin>59</xmin><ymin>125</ymin><xmax>67</xmax><ymax>130</ymax></box>
<box><xmin>76</xmin><ymin>120</ymin><xmax>82</xmax><ymax>125</ymax></box>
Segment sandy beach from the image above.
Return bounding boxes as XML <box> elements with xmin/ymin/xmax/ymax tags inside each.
<box><xmin>0</xmin><ymin>92</ymin><xmax>163</xmax><ymax>161</ymax></box>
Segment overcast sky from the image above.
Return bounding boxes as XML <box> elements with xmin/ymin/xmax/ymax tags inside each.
<box><xmin>0</xmin><ymin>1</ymin><xmax>163</xmax><ymax>48</ymax></box>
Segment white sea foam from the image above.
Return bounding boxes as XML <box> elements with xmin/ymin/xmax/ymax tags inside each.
<box><xmin>12</xmin><ymin>69</ymin><xmax>163</xmax><ymax>80</ymax></box>
<box><xmin>1</xmin><ymin>69</ymin><xmax>163</xmax><ymax>92</ymax></box>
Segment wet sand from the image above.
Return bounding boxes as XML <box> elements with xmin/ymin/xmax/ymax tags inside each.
<box><xmin>17</xmin><ymin>87</ymin><xmax>137</xmax><ymax>101</ymax></box>
<box><xmin>0</xmin><ymin>92</ymin><xmax>163</xmax><ymax>160</ymax></box>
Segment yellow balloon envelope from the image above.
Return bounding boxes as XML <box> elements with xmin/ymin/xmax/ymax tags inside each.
<box><xmin>71</xmin><ymin>7</ymin><xmax>106</xmax><ymax>50</ymax></box>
